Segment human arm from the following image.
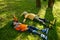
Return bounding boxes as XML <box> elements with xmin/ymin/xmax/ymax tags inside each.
<box><xmin>23</xmin><ymin>14</ymin><xmax>28</xmax><ymax>23</ymax></box>
<box><xmin>23</xmin><ymin>18</ymin><xmax>26</xmax><ymax>23</ymax></box>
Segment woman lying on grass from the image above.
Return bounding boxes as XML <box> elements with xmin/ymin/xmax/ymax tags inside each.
<box><xmin>12</xmin><ymin>15</ymin><xmax>49</xmax><ymax>40</ymax></box>
<box><xmin>22</xmin><ymin>11</ymin><xmax>55</xmax><ymax>28</ymax></box>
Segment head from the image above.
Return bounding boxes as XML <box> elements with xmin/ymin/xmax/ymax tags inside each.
<box><xmin>13</xmin><ymin>21</ymin><xmax>21</xmax><ymax>26</ymax></box>
<box><xmin>22</xmin><ymin>11</ymin><xmax>28</xmax><ymax>16</ymax></box>
<box><xmin>13</xmin><ymin>21</ymin><xmax>17</xmax><ymax>26</ymax></box>
<box><xmin>13</xmin><ymin>15</ymin><xmax>18</xmax><ymax>22</ymax></box>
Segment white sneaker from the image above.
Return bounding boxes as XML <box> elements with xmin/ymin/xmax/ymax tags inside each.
<box><xmin>41</xmin><ymin>34</ymin><xmax>48</xmax><ymax>40</ymax></box>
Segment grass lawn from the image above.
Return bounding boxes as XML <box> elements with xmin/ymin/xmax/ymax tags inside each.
<box><xmin>0</xmin><ymin>0</ymin><xmax>60</xmax><ymax>40</ymax></box>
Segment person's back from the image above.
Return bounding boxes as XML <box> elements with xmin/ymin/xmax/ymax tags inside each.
<box><xmin>25</xmin><ymin>13</ymin><xmax>36</xmax><ymax>20</ymax></box>
<box><xmin>23</xmin><ymin>12</ymin><xmax>37</xmax><ymax>23</ymax></box>
<box><xmin>14</xmin><ymin>22</ymin><xmax>28</xmax><ymax>31</ymax></box>
<box><xmin>22</xmin><ymin>11</ymin><xmax>36</xmax><ymax>20</ymax></box>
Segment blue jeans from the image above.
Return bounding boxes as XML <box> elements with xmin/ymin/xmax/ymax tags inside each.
<box><xmin>33</xmin><ymin>16</ymin><xmax>50</xmax><ymax>27</ymax></box>
<box><xmin>27</xmin><ymin>26</ymin><xmax>40</xmax><ymax>35</ymax></box>
<box><xmin>27</xmin><ymin>26</ymin><xmax>48</xmax><ymax>40</ymax></box>
<box><xmin>27</xmin><ymin>26</ymin><xmax>48</xmax><ymax>35</ymax></box>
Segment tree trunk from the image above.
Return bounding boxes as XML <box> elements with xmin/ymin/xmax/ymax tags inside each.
<box><xmin>48</xmin><ymin>0</ymin><xmax>55</xmax><ymax>8</ymax></box>
<box><xmin>36</xmin><ymin>0</ymin><xmax>41</xmax><ymax>8</ymax></box>
<box><xmin>44</xmin><ymin>0</ymin><xmax>46</xmax><ymax>1</ymax></box>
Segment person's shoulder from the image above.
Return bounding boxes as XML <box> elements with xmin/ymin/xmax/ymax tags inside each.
<box><xmin>29</xmin><ymin>13</ymin><xmax>35</xmax><ymax>15</ymax></box>
<box><xmin>20</xmin><ymin>24</ymin><xmax>28</xmax><ymax>26</ymax></box>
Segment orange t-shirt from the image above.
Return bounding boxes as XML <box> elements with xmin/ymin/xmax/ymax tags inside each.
<box><xmin>15</xmin><ymin>24</ymin><xmax>28</xmax><ymax>31</ymax></box>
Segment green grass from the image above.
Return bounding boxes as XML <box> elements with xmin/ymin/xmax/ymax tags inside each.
<box><xmin>0</xmin><ymin>0</ymin><xmax>60</xmax><ymax>40</ymax></box>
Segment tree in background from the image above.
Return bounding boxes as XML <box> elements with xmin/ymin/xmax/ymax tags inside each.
<box><xmin>48</xmin><ymin>0</ymin><xmax>55</xmax><ymax>8</ymax></box>
<box><xmin>44</xmin><ymin>0</ymin><xmax>46</xmax><ymax>1</ymax></box>
<box><xmin>36</xmin><ymin>0</ymin><xmax>41</xmax><ymax>8</ymax></box>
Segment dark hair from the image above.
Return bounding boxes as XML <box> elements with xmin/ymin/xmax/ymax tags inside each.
<box><xmin>13</xmin><ymin>20</ymin><xmax>18</xmax><ymax>22</ymax></box>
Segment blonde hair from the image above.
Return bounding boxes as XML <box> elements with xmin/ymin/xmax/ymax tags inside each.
<box><xmin>22</xmin><ymin>11</ymin><xmax>28</xmax><ymax>16</ymax></box>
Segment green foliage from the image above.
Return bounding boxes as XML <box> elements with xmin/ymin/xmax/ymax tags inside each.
<box><xmin>0</xmin><ymin>0</ymin><xmax>60</xmax><ymax>40</ymax></box>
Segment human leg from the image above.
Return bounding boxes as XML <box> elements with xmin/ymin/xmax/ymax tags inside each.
<box><xmin>28</xmin><ymin>26</ymin><xmax>38</xmax><ymax>30</ymax></box>
<box><xmin>33</xmin><ymin>16</ymin><xmax>47</xmax><ymax>27</ymax></box>
<box><xmin>31</xmin><ymin>30</ymin><xmax>48</xmax><ymax>40</ymax></box>
<box><xmin>39</xmin><ymin>18</ymin><xmax>56</xmax><ymax>29</ymax></box>
<box><xmin>39</xmin><ymin>18</ymin><xmax>50</xmax><ymax>23</ymax></box>
<box><xmin>27</xmin><ymin>26</ymin><xmax>48</xmax><ymax>40</ymax></box>
<box><xmin>40</xmin><ymin>18</ymin><xmax>55</xmax><ymax>25</ymax></box>
<box><xmin>41</xmin><ymin>28</ymin><xmax>49</xmax><ymax>34</ymax></box>
<box><xmin>28</xmin><ymin>26</ymin><xmax>49</xmax><ymax>34</ymax></box>
<box><xmin>39</xmin><ymin>18</ymin><xmax>55</xmax><ymax>25</ymax></box>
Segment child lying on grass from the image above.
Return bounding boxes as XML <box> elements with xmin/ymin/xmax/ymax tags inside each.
<box><xmin>22</xmin><ymin>11</ymin><xmax>55</xmax><ymax>28</ymax></box>
<box><xmin>13</xmin><ymin>15</ymin><xmax>49</xmax><ymax>40</ymax></box>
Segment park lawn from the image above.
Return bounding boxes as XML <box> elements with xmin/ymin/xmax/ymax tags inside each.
<box><xmin>0</xmin><ymin>0</ymin><xmax>60</xmax><ymax>40</ymax></box>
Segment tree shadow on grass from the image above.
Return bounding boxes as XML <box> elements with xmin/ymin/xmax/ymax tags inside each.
<box><xmin>45</xmin><ymin>7</ymin><xmax>58</xmax><ymax>40</ymax></box>
<box><xmin>45</xmin><ymin>7</ymin><xmax>54</xmax><ymax>21</ymax></box>
<box><xmin>57</xmin><ymin>0</ymin><xmax>60</xmax><ymax>1</ymax></box>
<box><xmin>0</xmin><ymin>21</ymin><xmax>30</xmax><ymax>40</ymax></box>
<box><xmin>48</xmin><ymin>20</ymin><xmax>58</xmax><ymax>40</ymax></box>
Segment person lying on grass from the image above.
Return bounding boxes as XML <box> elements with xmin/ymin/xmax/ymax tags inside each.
<box><xmin>22</xmin><ymin>11</ymin><xmax>55</xmax><ymax>28</ymax></box>
<box><xmin>13</xmin><ymin>15</ymin><xmax>49</xmax><ymax>40</ymax></box>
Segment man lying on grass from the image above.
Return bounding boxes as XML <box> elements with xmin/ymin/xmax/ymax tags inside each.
<box><xmin>22</xmin><ymin>11</ymin><xmax>55</xmax><ymax>28</ymax></box>
<box><xmin>13</xmin><ymin>15</ymin><xmax>49</xmax><ymax>40</ymax></box>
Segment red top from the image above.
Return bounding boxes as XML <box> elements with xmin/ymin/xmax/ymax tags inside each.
<box><xmin>15</xmin><ymin>24</ymin><xmax>28</xmax><ymax>31</ymax></box>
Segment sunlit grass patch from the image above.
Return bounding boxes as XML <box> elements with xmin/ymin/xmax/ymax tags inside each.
<box><xmin>56</xmin><ymin>27</ymin><xmax>60</xmax><ymax>40</ymax></box>
<box><xmin>0</xmin><ymin>0</ymin><xmax>60</xmax><ymax>40</ymax></box>
<box><xmin>53</xmin><ymin>2</ymin><xmax>60</xmax><ymax>18</ymax></box>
